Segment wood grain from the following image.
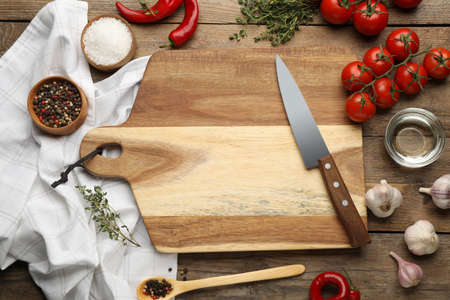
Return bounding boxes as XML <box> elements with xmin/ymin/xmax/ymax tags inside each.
<box><xmin>363</xmin><ymin>136</ymin><xmax>450</xmax><ymax>184</ymax></box>
<box><xmin>0</xmin><ymin>261</ymin><xmax>45</xmax><ymax>300</ymax></box>
<box><xmin>81</xmin><ymin>125</ymin><xmax>365</xmax><ymax>217</ymax></box>
<box><xmin>80</xmin><ymin>46</ymin><xmax>369</xmax><ymax>252</ymax></box>
<box><xmin>126</xmin><ymin>47</ymin><xmax>355</xmax><ymax>127</ymax></box>
<box><xmin>1</xmin><ymin>24</ymin><xmax>446</xmax><ymax>228</ymax></box>
<box><xmin>179</xmin><ymin>264</ymin><xmax>305</xmax><ymax>293</ymax></box>
<box><xmin>0</xmin><ymin>15</ymin><xmax>447</xmax><ymax>256</ymax></box>
<box><xmin>144</xmin><ymin>216</ymin><xmax>368</xmax><ymax>253</ymax></box>
<box><xmin>0</xmin><ymin>3</ymin><xmax>449</xmax><ymax>299</ymax></box>
<box><xmin>1</xmin><ymin>24</ymin><xmax>448</xmax><ymax>82</ymax></box>
<box><xmin>0</xmin><ymin>0</ymin><xmax>448</xmax><ymax>25</ymax></box>
<box><xmin>74</xmin><ymin>25</ymin><xmax>450</xmax><ymax>83</ymax></box>
<box><xmin>2</xmin><ymin>234</ymin><xmax>448</xmax><ymax>300</ymax></box>
<box><xmin>177</xmin><ymin>233</ymin><xmax>450</xmax><ymax>300</ymax></box>
<box><xmin>0</xmin><ymin>22</ymin><xmax>27</xmax><ymax>56</ymax></box>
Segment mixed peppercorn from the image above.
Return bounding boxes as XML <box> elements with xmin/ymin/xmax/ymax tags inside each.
<box><xmin>32</xmin><ymin>80</ymin><xmax>82</xmax><ymax>128</ymax></box>
<box><xmin>143</xmin><ymin>279</ymin><xmax>173</xmax><ymax>299</ymax></box>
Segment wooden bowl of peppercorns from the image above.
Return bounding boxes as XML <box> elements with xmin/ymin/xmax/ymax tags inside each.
<box><xmin>27</xmin><ymin>76</ymin><xmax>88</xmax><ymax>135</ymax></box>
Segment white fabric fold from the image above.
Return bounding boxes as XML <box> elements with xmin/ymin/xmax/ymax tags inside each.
<box><xmin>0</xmin><ymin>1</ymin><xmax>177</xmax><ymax>299</ymax></box>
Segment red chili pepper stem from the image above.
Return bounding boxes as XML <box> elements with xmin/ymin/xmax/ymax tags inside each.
<box><xmin>116</xmin><ymin>0</ymin><xmax>184</xmax><ymax>24</ymax></box>
<box><xmin>159</xmin><ymin>40</ymin><xmax>175</xmax><ymax>48</ymax></box>
<box><xmin>138</xmin><ymin>0</ymin><xmax>155</xmax><ymax>15</ymax></box>
<box><xmin>343</xmin><ymin>270</ymin><xmax>357</xmax><ymax>291</ymax></box>
<box><xmin>160</xmin><ymin>0</ymin><xmax>199</xmax><ymax>48</ymax></box>
<box><xmin>343</xmin><ymin>270</ymin><xmax>360</xmax><ymax>300</ymax></box>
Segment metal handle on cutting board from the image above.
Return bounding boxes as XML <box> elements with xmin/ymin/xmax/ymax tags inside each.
<box><xmin>80</xmin><ymin>138</ymin><xmax>132</xmax><ymax>180</ymax></box>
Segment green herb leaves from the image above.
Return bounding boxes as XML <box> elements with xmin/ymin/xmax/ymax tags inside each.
<box><xmin>76</xmin><ymin>185</ymin><xmax>141</xmax><ymax>247</ymax></box>
<box><xmin>229</xmin><ymin>29</ymin><xmax>248</xmax><ymax>41</ymax></box>
<box><xmin>231</xmin><ymin>0</ymin><xmax>319</xmax><ymax>46</ymax></box>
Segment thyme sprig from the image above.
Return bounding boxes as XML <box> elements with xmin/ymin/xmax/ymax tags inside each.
<box><xmin>231</xmin><ymin>0</ymin><xmax>320</xmax><ymax>46</ymax></box>
<box><xmin>76</xmin><ymin>185</ymin><xmax>141</xmax><ymax>247</ymax></box>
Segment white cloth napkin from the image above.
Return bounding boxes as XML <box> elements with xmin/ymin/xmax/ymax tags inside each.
<box><xmin>0</xmin><ymin>0</ymin><xmax>177</xmax><ymax>299</ymax></box>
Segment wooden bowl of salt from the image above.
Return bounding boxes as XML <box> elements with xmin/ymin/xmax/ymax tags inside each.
<box><xmin>81</xmin><ymin>14</ymin><xmax>136</xmax><ymax>72</ymax></box>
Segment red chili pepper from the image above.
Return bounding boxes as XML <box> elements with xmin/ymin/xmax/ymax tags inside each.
<box><xmin>310</xmin><ymin>271</ymin><xmax>360</xmax><ymax>300</ymax></box>
<box><xmin>161</xmin><ymin>0</ymin><xmax>199</xmax><ymax>48</ymax></box>
<box><xmin>115</xmin><ymin>0</ymin><xmax>183</xmax><ymax>24</ymax></box>
<box><xmin>344</xmin><ymin>270</ymin><xmax>360</xmax><ymax>300</ymax></box>
<box><xmin>310</xmin><ymin>272</ymin><xmax>350</xmax><ymax>300</ymax></box>
<box><xmin>349</xmin><ymin>290</ymin><xmax>360</xmax><ymax>300</ymax></box>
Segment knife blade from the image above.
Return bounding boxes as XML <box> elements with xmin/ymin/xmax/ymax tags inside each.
<box><xmin>275</xmin><ymin>56</ymin><xmax>370</xmax><ymax>248</ymax></box>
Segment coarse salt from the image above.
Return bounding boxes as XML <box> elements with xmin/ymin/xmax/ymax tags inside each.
<box><xmin>83</xmin><ymin>17</ymin><xmax>132</xmax><ymax>66</ymax></box>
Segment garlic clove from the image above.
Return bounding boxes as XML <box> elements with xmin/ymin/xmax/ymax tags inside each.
<box><xmin>404</xmin><ymin>220</ymin><xmax>440</xmax><ymax>256</ymax></box>
<box><xmin>419</xmin><ymin>174</ymin><xmax>450</xmax><ymax>209</ymax></box>
<box><xmin>365</xmin><ymin>179</ymin><xmax>402</xmax><ymax>218</ymax></box>
<box><xmin>390</xmin><ymin>251</ymin><xmax>423</xmax><ymax>288</ymax></box>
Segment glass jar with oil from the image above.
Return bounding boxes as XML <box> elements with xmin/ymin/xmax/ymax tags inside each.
<box><xmin>385</xmin><ymin>108</ymin><xmax>446</xmax><ymax>168</ymax></box>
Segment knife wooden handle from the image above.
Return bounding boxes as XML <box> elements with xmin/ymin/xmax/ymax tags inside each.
<box><xmin>318</xmin><ymin>154</ymin><xmax>370</xmax><ymax>248</ymax></box>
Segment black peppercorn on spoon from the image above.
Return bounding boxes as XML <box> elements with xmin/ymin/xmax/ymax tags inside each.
<box><xmin>137</xmin><ymin>264</ymin><xmax>305</xmax><ymax>300</ymax></box>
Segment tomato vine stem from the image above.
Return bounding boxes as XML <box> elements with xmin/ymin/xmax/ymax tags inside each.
<box><xmin>355</xmin><ymin>46</ymin><xmax>431</xmax><ymax>100</ymax></box>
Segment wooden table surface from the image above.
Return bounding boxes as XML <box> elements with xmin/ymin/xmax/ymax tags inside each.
<box><xmin>0</xmin><ymin>1</ymin><xmax>448</xmax><ymax>299</ymax></box>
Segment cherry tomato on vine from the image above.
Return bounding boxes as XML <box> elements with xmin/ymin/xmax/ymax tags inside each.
<box><xmin>423</xmin><ymin>48</ymin><xmax>450</xmax><ymax>79</ymax></box>
<box><xmin>341</xmin><ymin>61</ymin><xmax>374</xmax><ymax>92</ymax></box>
<box><xmin>320</xmin><ymin>0</ymin><xmax>355</xmax><ymax>25</ymax></box>
<box><xmin>386</xmin><ymin>28</ymin><xmax>420</xmax><ymax>62</ymax></box>
<box><xmin>372</xmin><ymin>77</ymin><xmax>400</xmax><ymax>109</ymax></box>
<box><xmin>345</xmin><ymin>92</ymin><xmax>376</xmax><ymax>123</ymax></box>
<box><xmin>353</xmin><ymin>0</ymin><xmax>388</xmax><ymax>36</ymax></box>
<box><xmin>393</xmin><ymin>0</ymin><xmax>422</xmax><ymax>9</ymax></box>
<box><xmin>363</xmin><ymin>47</ymin><xmax>394</xmax><ymax>76</ymax></box>
<box><xmin>395</xmin><ymin>62</ymin><xmax>428</xmax><ymax>95</ymax></box>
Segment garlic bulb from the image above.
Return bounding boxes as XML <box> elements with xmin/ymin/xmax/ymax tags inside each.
<box><xmin>419</xmin><ymin>174</ymin><xmax>450</xmax><ymax>209</ymax></box>
<box><xmin>404</xmin><ymin>220</ymin><xmax>439</xmax><ymax>255</ymax></box>
<box><xmin>365</xmin><ymin>179</ymin><xmax>402</xmax><ymax>218</ymax></box>
<box><xmin>389</xmin><ymin>251</ymin><xmax>423</xmax><ymax>288</ymax></box>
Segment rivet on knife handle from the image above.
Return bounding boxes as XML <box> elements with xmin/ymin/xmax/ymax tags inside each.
<box><xmin>318</xmin><ymin>154</ymin><xmax>371</xmax><ymax>247</ymax></box>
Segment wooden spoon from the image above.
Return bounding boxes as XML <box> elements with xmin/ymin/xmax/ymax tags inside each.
<box><xmin>137</xmin><ymin>264</ymin><xmax>305</xmax><ymax>300</ymax></box>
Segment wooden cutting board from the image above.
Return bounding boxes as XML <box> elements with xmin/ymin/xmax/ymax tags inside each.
<box><xmin>80</xmin><ymin>47</ymin><xmax>367</xmax><ymax>253</ymax></box>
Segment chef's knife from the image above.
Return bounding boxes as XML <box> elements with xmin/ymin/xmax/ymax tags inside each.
<box><xmin>275</xmin><ymin>56</ymin><xmax>370</xmax><ymax>248</ymax></box>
